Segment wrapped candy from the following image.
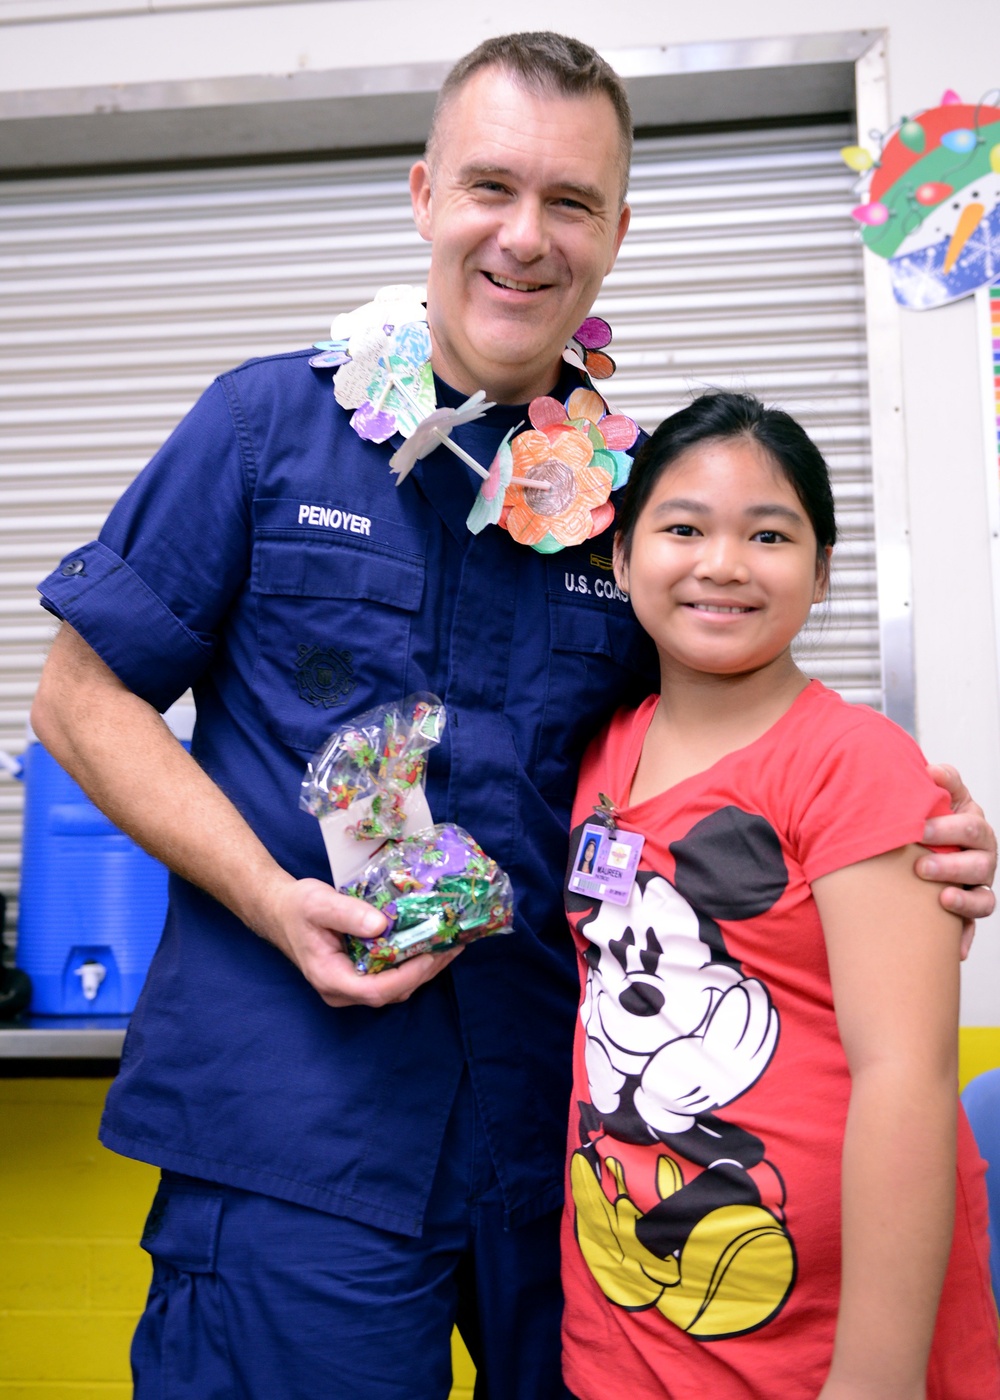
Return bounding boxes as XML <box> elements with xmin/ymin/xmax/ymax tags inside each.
<box><xmin>300</xmin><ymin>697</ymin><xmax>515</xmax><ymax>969</ymax></box>
<box><xmin>300</xmin><ymin>693</ymin><xmax>446</xmax><ymax>886</ymax></box>
<box><xmin>342</xmin><ymin>824</ymin><xmax>513</xmax><ymax>974</ymax></box>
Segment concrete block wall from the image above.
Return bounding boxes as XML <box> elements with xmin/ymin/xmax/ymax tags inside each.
<box><xmin>0</xmin><ymin>1079</ymin><xmax>475</xmax><ymax>1398</ymax></box>
<box><xmin>5</xmin><ymin>1046</ymin><xmax>1000</xmax><ymax>1392</ymax></box>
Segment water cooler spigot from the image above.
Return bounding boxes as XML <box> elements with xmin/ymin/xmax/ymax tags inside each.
<box><xmin>75</xmin><ymin>960</ymin><xmax>106</xmax><ymax>1001</ymax></box>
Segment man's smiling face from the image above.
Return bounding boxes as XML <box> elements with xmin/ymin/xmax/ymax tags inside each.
<box><xmin>409</xmin><ymin>66</ymin><xmax>630</xmax><ymax>405</ymax></box>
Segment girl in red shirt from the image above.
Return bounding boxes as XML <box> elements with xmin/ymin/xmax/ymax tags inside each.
<box><xmin>561</xmin><ymin>391</ymin><xmax>999</xmax><ymax>1399</ymax></box>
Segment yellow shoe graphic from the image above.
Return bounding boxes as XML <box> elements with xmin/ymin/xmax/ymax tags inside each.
<box><xmin>657</xmin><ymin>1204</ymin><xmax>795</xmax><ymax>1339</ymax></box>
<box><xmin>572</xmin><ymin>1151</ymin><xmax>795</xmax><ymax>1337</ymax></box>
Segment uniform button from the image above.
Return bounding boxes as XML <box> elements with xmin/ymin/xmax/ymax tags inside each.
<box><xmin>61</xmin><ymin>559</ymin><xmax>85</xmax><ymax>576</ymax></box>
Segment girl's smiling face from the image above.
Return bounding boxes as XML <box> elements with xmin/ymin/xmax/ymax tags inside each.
<box><xmin>615</xmin><ymin>435</ymin><xmax>831</xmax><ymax>684</ymax></box>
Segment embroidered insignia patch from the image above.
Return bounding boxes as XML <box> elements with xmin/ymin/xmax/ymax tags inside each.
<box><xmin>295</xmin><ymin>644</ymin><xmax>356</xmax><ymax>708</ymax></box>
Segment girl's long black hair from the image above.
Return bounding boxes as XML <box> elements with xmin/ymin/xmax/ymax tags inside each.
<box><xmin>617</xmin><ymin>392</ymin><xmax>837</xmax><ymax>565</ymax></box>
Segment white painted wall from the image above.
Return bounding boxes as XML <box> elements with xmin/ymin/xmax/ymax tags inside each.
<box><xmin>2</xmin><ymin>0</ymin><xmax>999</xmax><ymax>1022</ymax></box>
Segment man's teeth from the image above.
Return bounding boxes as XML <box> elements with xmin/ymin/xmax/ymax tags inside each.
<box><xmin>691</xmin><ymin>603</ymin><xmax>751</xmax><ymax>614</ymax></box>
<box><xmin>488</xmin><ymin>273</ymin><xmax>543</xmax><ymax>292</ymax></box>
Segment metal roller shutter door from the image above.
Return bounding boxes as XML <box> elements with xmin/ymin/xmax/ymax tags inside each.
<box><xmin>0</xmin><ymin>118</ymin><xmax>877</xmax><ymax>922</ymax></box>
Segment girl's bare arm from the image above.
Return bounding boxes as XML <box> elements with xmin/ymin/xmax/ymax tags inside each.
<box><xmin>813</xmin><ymin>844</ymin><xmax>961</xmax><ymax>1400</ymax></box>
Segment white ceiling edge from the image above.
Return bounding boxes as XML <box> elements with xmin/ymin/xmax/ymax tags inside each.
<box><xmin>0</xmin><ymin>30</ymin><xmax>872</xmax><ymax>173</ymax></box>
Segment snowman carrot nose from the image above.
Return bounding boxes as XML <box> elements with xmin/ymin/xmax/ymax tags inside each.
<box><xmin>943</xmin><ymin>201</ymin><xmax>985</xmax><ymax>274</ymax></box>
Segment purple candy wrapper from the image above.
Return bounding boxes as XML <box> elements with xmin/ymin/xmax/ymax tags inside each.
<box><xmin>342</xmin><ymin>823</ymin><xmax>513</xmax><ymax>974</ymax></box>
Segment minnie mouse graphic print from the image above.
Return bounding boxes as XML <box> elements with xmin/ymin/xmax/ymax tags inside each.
<box><xmin>561</xmin><ymin>681</ymin><xmax>1000</xmax><ymax>1400</ymax></box>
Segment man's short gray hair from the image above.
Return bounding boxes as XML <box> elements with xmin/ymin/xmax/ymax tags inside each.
<box><xmin>426</xmin><ymin>31</ymin><xmax>633</xmax><ymax>206</ymax></box>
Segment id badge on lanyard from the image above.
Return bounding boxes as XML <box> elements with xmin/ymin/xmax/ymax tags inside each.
<box><xmin>568</xmin><ymin>793</ymin><xmax>645</xmax><ymax>906</ymax></box>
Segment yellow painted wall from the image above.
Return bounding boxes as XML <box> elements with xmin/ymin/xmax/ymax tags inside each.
<box><xmin>4</xmin><ymin>1035</ymin><xmax>1000</xmax><ymax>1393</ymax></box>
<box><xmin>959</xmin><ymin>1028</ymin><xmax>1000</xmax><ymax>1089</ymax></box>
<box><xmin>0</xmin><ymin>1079</ymin><xmax>475</xmax><ymax>1398</ymax></box>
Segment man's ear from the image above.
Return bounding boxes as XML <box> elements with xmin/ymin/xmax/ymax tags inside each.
<box><xmin>613</xmin><ymin>535</ymin><xmax>629</xmax><ymax>595</ymax></box>
<box><xmin>607</xmin><ymin>203</ymin><xmax>631</xmax><ymax>274</ymax></box>
<box><xmin>813</xmin><ymin>545</ymin><xmax>833</xmax><ymax>604</ymax></box>
<box><xmin>409</xmin><ymin>161</ymin><xmax>433</xmax><ymax>244</ymax></box>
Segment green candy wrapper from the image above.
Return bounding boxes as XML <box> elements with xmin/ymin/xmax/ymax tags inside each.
<box><xmin>343</xmin><ymin>823</ymin><xmax>513</xmax><ymax>974</ymax></box>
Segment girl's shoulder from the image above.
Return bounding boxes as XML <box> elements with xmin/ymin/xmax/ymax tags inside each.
<box><xmin>771</xmin><ymin>682</ymin><xmax>948</xmax><ymax>881</ymax></box>
<box><xmin>769</xmin><ymin>680</ymin><xmax>936</xmax><ymax>809</ymax></box>
<box><xmin>785</xmin><ymin>680</ymin><xmax>921</xmax><ymax>753</ymax></box>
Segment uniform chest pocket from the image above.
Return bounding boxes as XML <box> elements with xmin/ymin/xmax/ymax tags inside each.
<box><xmin>534</xmin><ymin>600</ymin><xmax>657</xmax><ymax>807</ymax></box>
<box><xmin>251</xmin><ymin>534</ymin><xmax>425</xmax><ymax>754</ymax></box>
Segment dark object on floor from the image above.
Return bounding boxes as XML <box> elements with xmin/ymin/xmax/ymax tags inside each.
<box><xmin>0</xmin><ymin>892</ymin><xmax>31</xmax><ymax>1019</ymax></box>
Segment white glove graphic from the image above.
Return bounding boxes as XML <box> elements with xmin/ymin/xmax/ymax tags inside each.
<box><xmin>635</xmin><ymin>978</ymin><xmax>779</xmax><ymax>1135</ymax></box>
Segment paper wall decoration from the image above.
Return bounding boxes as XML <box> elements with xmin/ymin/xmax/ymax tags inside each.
<box><xmin>844</xmin><ymin>91</ymin><xmax>1000</xmax><ymax>309</ymax></box>
<box><xmin>976</xmin><ymin>284</ymin><xmax>1000</xmax><ymax>683</ymax></box>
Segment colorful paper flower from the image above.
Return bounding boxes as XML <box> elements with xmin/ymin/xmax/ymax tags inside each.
<box><xmin>492</xmin><ymin>388</ymin><xmax>639</xmax><ymax>554</ymax></box>
<box><xmin>564</xmin><ymin>316</ymin><xmax>617</xmax><ymax>380</ymax></box>
<box><xmin>337</xmin><ymin>320</ymin><xmax>436</xmax><ymax>443</ymax></box>
<box><xmin>309</xmin><ymin>284</ymin><xmax>428</xmax><ymax>369</ymax></box>
<box><xmin>466</xmin><ymin>426</ymin><xmax>518</xmax><ymax>534</ymax></box>
<box><xmin>311</xmin><ymin>287</ymin><xmax>634</xmax><ymax>540</ymax></box>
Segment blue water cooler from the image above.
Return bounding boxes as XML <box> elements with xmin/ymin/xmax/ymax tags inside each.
<box><xmin>12</xmin><ymin>705</ymin><xmax>195</xmax><ymax>1016</ymax></box>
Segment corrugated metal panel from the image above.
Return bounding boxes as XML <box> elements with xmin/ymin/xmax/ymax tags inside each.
<box><xmin>603</xmin><ymin>125</ymin><xmax>876</xmax><ymax>710</ymax></box>
<box><xmin>0</xmin><ymin>119</ymin><xmax>876</xmax><ymax>920</ymax></box>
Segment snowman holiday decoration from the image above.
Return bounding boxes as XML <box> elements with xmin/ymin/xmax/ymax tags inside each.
<box><xmin>844</xmin><ymin>89</ymin><xmax>1000</xmax><ymax>309</ymax></box>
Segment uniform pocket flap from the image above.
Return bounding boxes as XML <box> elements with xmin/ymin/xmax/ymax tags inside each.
<box><xmin>253</xmin><ymin>537</ymin><xmax>425</xmax><ymax>612</ymax></box>
<box><xmin>549</xmin><ymin>601</ymin><xmax>615</xmax><ymax>657</ymax></box>
<box><xmin>550</xmin><ymin>599</ymin><xmax>657</xmax><ymax>679</ymax></box>
<box><xmin>140</xmin><ymin>1178</ymin><xmax>223</xmax><ymax>1273</ymax></box>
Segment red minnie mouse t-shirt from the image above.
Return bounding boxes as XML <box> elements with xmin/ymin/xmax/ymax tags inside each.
<box><xmin>561</xmin><ymin>681</ymin><xmax>998</xmax><ymax>1400</ymax></box>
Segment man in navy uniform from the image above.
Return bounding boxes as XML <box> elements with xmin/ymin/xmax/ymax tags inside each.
<box><xmin>31</xmin><ymin>31</ymin><xmax>996</xmax><ymax>1400</ymax></box>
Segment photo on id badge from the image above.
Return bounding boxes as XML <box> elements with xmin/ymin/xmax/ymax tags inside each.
<box><xmin>569</xmin><ymin>823</ymin><xmax>643</xmax><ymax>905</ymax></box>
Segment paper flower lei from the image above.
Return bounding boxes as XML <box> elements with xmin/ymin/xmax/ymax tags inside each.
<box><xmin>310</xmin><ymin>288</ymin><xmax>638</xmax><ymax>552</ymax></box>
<box><xmin>310</xmin><ymin>285</ymin><xmax>545</xmax><ymax>494</ymax></box>
<box><xmin>468</xmin><ymin>387</ymin><xmax>638</xmax><ymax>553</ymax></box>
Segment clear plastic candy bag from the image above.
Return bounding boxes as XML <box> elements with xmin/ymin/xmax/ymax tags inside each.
<box><xmin>300</xmin><ymin>693</ymin><xmax>446</xmax><ymax>887</ymax></box>
<box><xmin>342</xmin><ymin>823</ymin><xmax>514</xmax><ymax>974</ymax></box>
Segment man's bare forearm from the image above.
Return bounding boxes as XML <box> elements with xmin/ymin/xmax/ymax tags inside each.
<box><xmin>30</xmin><ymin>624</ymin><xmax>457</xmax><ymax>1008</ymax></box>
<box><xmin>31</xmin><ymin>623</ymin><xmax>295</xmax><ymax>943</ymax></box>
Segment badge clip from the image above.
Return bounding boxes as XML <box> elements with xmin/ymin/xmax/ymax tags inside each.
<box><xmin>569</xmin><ymin>804</ymin><xmax>644</xmax><ymax>907</ymax></box>
<box><xmin>592</xmin><ymin>792</ymin><xmax>619</xmax><ymax>834</ymax></box>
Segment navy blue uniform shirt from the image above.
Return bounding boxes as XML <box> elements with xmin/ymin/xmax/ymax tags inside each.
<box><xmin>39</xmin><ymin>350</ymin><xmax>658</xmax><ymax>1237</ymax></box>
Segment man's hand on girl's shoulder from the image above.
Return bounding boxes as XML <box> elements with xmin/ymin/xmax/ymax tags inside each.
<box><xmin>918</xmin><ymin>763</ymin><xmax>997</xmax><ymax>958</ymax></box>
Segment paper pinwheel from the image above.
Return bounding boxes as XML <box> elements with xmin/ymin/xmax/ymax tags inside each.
<box><xmin>389</xmin><ymin>391</ymin><xmax>495</xmax><ymax>483</ymax></box>
<box><xmin>392</xmin><ymin>405</ymin><xmax>548</xmax><ymax>503</ymax></box>
<box><xmin>475</xmin><ymin>387</ymin><xmax>638</xmax><ymax>553</ymax></box>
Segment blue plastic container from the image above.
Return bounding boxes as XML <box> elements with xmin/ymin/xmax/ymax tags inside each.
<box><xmin>13</xmin><ymin>709</ymin><xmax>194</xmax><ymax>1016</ymax></box>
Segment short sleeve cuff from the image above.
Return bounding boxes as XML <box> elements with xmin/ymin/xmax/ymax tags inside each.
<box><xmin>801</xmin><ymin>813</ymin><xmax>941</xmax><ymax>884</ymax></box>
<box><xmin>39</xmin><ymin>540</ymin><xmax>215</xmax><ymax>712</ymax></box>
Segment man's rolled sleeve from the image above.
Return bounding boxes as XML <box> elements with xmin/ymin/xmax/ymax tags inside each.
<box><xmin>36</xmin><ymin>374</ymin><xmax>253</xmax><ymax>712</ymax></box>
<box><xmin>39</xmin><ymin>541</ymin><xmax>216</xmax><ymax>712</ymax></box>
